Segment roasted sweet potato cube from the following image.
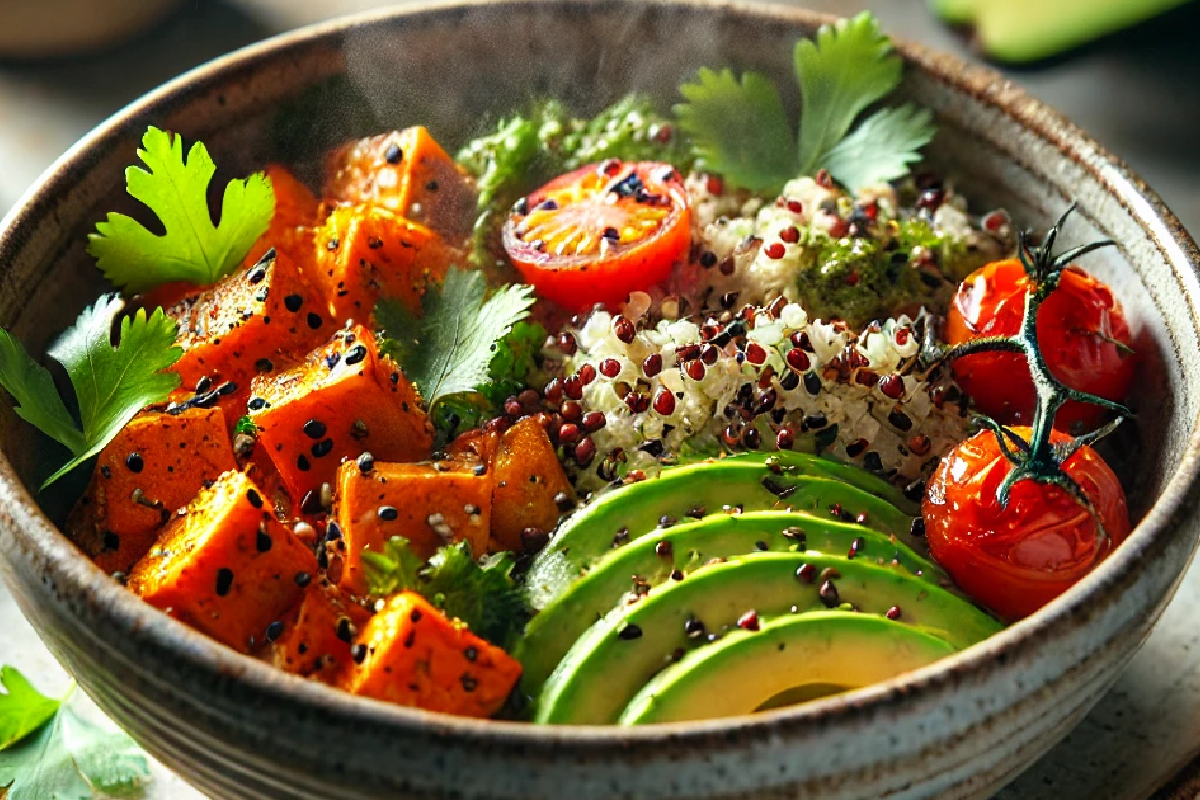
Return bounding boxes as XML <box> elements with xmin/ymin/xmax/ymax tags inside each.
<box><xmin>271</xmin><ymin>577</ymin><xmax>370</xmax><ymax>683</ymax></box>
<box><xmin>128</xmin><ymin>470</ymin><xmax>317</xmax><ymax>653</ymax></box>
<box><xmin>490</xmin><ymin>416</ymin><xmax>574</xmax><ymax>552</ymax></box>
<box><xmin>333</xmin><ymin>459</ymin><xmax>491</xmax><ymax>595</ymax></box>
<box><xmin>323</xmin><ymin>127</ymin><xmax>476</xmax><ymax>240</ymax></box>
<box><xmin>249</xmin><ymin>324</ymin><xmax>431</xmax><ymax>502</ymax></box>
<box><xmin>68</xmin><ymin>407</ymin><xmax>237</xmax><ymax>574</ymax></box>
<box><xmin>339</xmin><ymin>592</ymin><xmax>521</xmax><ymax>717</ymax></box>
<box><xmin>167</xmin><ymin>248</ymin><xmax>330</xmax><ymax>389</ymax></box>
<box><xmin>312</xmin><ymin>204</ymin><xmax>458</xmax><ymax>320</ymax></box>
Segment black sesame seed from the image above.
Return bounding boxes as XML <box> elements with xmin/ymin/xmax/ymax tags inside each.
<box><xmin>357</xmin><ymin>452</ymin><xmax>375</xmax><ymax>474</ymax></box>
<box><xmin>265</xmin><ymin>620</ymin><xmax>285</xmax><ymax>643</ymax></box>
<box><xmin>311</xmin><ymin>438</ymin><xmax>335</xmax><ymax>458</ymax></box>
<box><xmin>617</xmin><ymin>623</ymin><xmax>643</xmax><ymax>641</ymax></box>
<box><xmin>125</xmin><ymin>453</ymin><xmax>144</xmax><ymax>473</ymax></box>
<box><xmin>685</xmin><ymin>617</ymin><xmax>706</xmax><ymax>639</ymax></box>
<box><xmin>255</xmin><ymin>358</ymin><xmax>274</xmax><ymax>373</ymax></box>
<box><xmin>384</xmin><ymin>143</ymin><xmax>402</xmax><ymax>164</ymax></box>
<box><xmin>246</xmin><ymin>489</ymin><xmax>264</xmax><ymax>509</ymax></box>
<box><xmin>378</xmin><ymin>506</ymin><xmax>399</xmax><ymax>522</ymax></box>
<box><xmin>803</xmin><ymin>371</ymin><xmax>822</xmax><ymax>395</ymax></box>
<box><xmin>344</xmin><ymin>344</ymin><xmax>368</xmax><ymax>365</ymax></box>
<box><xmin>248</xmin><ymin>397</ymin><xmax>267</xmax><ymax>411</ymax></box>
<box><xmin>460</xmin><ymin>673</ymin><xmax>479</xmax><ymax>692</ymax></box>
<box><xmin>307</xmin><ymin>312</ymin><xmax>323</xmax><ymax>330</ymax></box>
<box><xmin>296</xmin><ymin>455</ymin><xmax>311</xmax><ymax>472</ymax></box>
<box><xmin>256</xmin><ymin>528</ymin><xmax>273</xmax><ymax>553</ymax></box>
<box><xmin>351</xmin><ymin>643</ymin><xmax>368</xmax><ymax>664</ymax></box>
<box><xmin>863</xmin><ymin>451</ymin><xmax>884</xmax><ymax>472</ymax></box>
<box><xmin>303</xmin><ymin>420</ymin><xmax>327</xmax><ymax>439</ymax></box>
<box><xmin>294</xmin><ymin>572</ymin><xmax>312</xmax><ymax>588</ymax></box>
<box><xmin>284</xmin><ymin>294</ymin><xmax>304</xmax><ymax>312</ymax></box>
<box><xmin>102</xmin><ymin>530</ymin><xmax>120</xmax><ymax>552</ymax></box>
<box><xmin>910</xmin><ymin>517</ymin><xmax>926</xmax><ymax>538</ymax></box>
<box><xmin>215</xmin><ymin>568</ymin><xmax>234</xmax><ymax>597</ymax></box>
<box><xmin>335</xmin><ymin>616</ymin><xmax>355</xmax><ymax>643</ymax></box>
<box><xmin>464</xmin><ymin>645</ymin><xmax>478</xmax><ymax>662</ymax></box>
<box><xmin>755</xmin><ymin>540</ymin><xmax>769</xmax><ymax>551</ymax></box>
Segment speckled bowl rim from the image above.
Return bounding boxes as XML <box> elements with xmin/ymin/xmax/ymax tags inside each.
<box><xmin>2</xmin><ymin>0</ymin><xmax>1199</xmax><ymax>746</ymax></box>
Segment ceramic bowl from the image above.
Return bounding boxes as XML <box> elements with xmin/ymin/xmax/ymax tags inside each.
<box><xmin>1</xmin><ymin>2</ymin><xmax>1198</xmax><ymax>799</ymax></box>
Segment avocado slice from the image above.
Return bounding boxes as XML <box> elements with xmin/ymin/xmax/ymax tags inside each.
<box><xmin>526</xmin><ymin>455</ymin><xmax>918</xmax><ymax>610</ymax></box>
<box><xmin>929</xmin><ymin>0</ymin><xmax>1190</xmax><ymax>63</ymax></box>
<box><xmin>534</xmin><ymin>552</ymin><xmax>1000</xmax><ymax>724</ymax></box>
<box><xmin>619</xmin><ymin>611</ymin><xmax>957</xmax><ymax>724</ymax></box>
<box><xmin>719</xmin><ymin>451</ymin><xmax>917</xmax><ymax>512</ymax></box>
<box><xmin>516</xmin><ymin>509</ymin><xmax>948</xmax><ymax>695</ymax></box>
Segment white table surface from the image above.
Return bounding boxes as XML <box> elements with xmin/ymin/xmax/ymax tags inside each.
<box><xmin>3</xmin><ymin>1</ymin><xmax>1200</xmax><ymax>798</ymax></box>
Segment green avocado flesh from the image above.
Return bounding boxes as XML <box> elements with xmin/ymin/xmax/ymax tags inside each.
<box><xmin>929</xmin><ymin>0</ymin><xmax>1190</xmax><ymax>63</ymax></box>
<box><xmin>534</xmin><ymin>552</ymin><xmax>1000</xmax><ymax>725</ymax></box>
<box><xmin>525</xmin><ymin>455</ymin><xmax>917</xmax><ymax>611</ymax></box>
<box><xmin>619</xmin><ymin>612</ymin><xmax>957</xmax><ymax>725</ymax></box>
<box><xmin>515</xmin><ymin>509</ymin><xmax>947</xmax><ymax>695</ymax></box>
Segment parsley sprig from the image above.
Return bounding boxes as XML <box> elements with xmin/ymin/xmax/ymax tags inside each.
<box><xmin>675</xmin><ymin>11</ymin><xmax>934</xmax><ymax>195</ymax></box>
<box><xmin>0</xmin><ymin>666</ymin><xmax>151</xmax><ymax>799</ymax></box>
<box><xmin>375</xmin><ymin>267</ymin><xmax>535</xmax><ymax>413</ymax></box>
<box><xmin>0</xmin><ymin>295</ymin><xmax>181</xmax><ymax>489</ymax></box>
<box><xmin>87</xmin><ymin>126</ymin><xmax>275</xmax><ymax>295</ymax></box>
<box><xmin>362</xmin><ymin>537</ymin><xmax>529</xmax><ymax>648</ymax></box>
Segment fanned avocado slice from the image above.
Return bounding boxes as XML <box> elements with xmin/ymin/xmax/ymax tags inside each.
<box><xmin>526</xmin><ymin>454</ymin><xmax>918</xmax><ymax>611</ymax></box>
<box><xmin>516</xmin><ymin>509</ymin><xmax>947</xmax><ymax>695</ymax></box>
<box><xmin>619</xmin><ymin>611</ymin><xmax>957</xmax><ymax>724</ymax></box>
<box><xmin>534</xmin><ymin>552</ymin><xmax>1000</xmax><ymax>725</ymax></box>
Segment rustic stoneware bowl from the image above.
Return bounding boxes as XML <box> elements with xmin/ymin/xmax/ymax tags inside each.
<box><xmin>1</xmin><ymin>2</ymin><xmax>1198</xmax><ymax>798</ymax></box>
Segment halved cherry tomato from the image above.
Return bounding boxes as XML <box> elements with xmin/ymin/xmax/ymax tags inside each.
<box><xmin>923</xmin><ymin>426</ymin><xmax>1130</xmax><ymax>621</ymax></box>
<box><xmin>502</xmin><ymin>160</ymin><xmax>691</xmax><ymax>310</ymax></box>
<box><xmin>946</xmin><ymin>259</ymin><xmax>1135</xmax><ymax>431</ymax></box>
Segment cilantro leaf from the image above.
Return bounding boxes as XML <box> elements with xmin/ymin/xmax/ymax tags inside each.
<box><xmin>42</xmin><ymin>295</ymin><xmax>182</xmax><ymax>488</ymax></box>
<box><xmin>375</xmin><ymin>268</ymin><xmax>534</xmax><ymax>411</ymax></box>
<box><xmin>87</xmin><ymin>126</ymin><xmax>275</xmax><ymax>294</ymax></box>
<box><xmin>795</xmin><ymin>11</ymin><xmax>902</xmax><ymax>176</ymax></box>
<box><xmin>0</xmin><ymin>295</ymin><xmax>181</xmax><ymax>489</ymax></box>
<box><xmin>0</xmin><ymin>330</ymin><xmax>85</xmax><ymax>457</ymax></box>
<box><xmin>674</xmin><ymin>68</ymin><xmax>796</xmax><ymax>194</ymax></box>
<box><xmin>820</xmin><ymin>104</ymin><xmax>935</xmax><ymax>192</ymax></box>
<box><xmin>0</xmin><ymin>666</ymin><xmax>60</xmax><ymax>751</ymax></box>
<box><xmin>0</xmin><ymin>672</ymin><xmax>150</xmax><ymax>800</ymax></box>
<box><xmin>362</xmin><ymin>536</ymin><xmax>425</xmax><ymax>598</ymax></box>
<box><xmin>362</xmin><ymin>538</ymin><xmax>529</xmax><ymax>649</ymax></box>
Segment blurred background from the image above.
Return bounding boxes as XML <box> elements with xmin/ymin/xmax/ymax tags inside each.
<box><xmin>1</xmin><ymin>1</ymin><xmax>1199</xmax><ymax>799</ymax></box>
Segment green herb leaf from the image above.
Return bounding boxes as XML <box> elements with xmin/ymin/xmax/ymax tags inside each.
<box><xmin>0</xmin><ymin>667</ymin><xmax>60</xmax><ymax>751</ymax></box>
<box><xmin>819</xmin><ymin>104</ymin><xmax>935</xmax><ymax>193</ymax></box>
<box><xmin>87</xmin><ymin>126</ymin><xmax>275</xmax><ymax>295</ymax></box>
<box><xmin>479</xmin><ymin>320</ymin><xmax>547</xmax><ymax>409</ymax></box>
<box><xmin>423</xmin><ymin>543</ymin><xmax>528</xmax><ymax>649</ymax></box>
<box><xmin>795</xmin><ymin>11</ymin><xmax>902</xmax><ymax>176</ymax></box>
<box><xmin>0</xmin><ymin>673</ymin><xmax>150</xmax><ymax>799</ymax></box>
<box><xmin>42</xmin><ymin>295</ymin><xmax>182</xmax><ymax>488</ymax></box>
<box><xmin>0</xmin><ymin>296</ymin><xmax>182</xmax><ymax>489</ymax></box>
<box><xmin>361</xmin><ymin>536</ymin><xmax>425</xmax><ymax>598</ymax></box>
<box><xmin>674</xmin><ymin>68</ymin><xmax>797</xmax><ymax>194</ymax></box>
<box><xmin>0</xmin><ymin>330</ymin><xmax>85</xmax><ymax>457</ymax></box>
<box><xmin>362</xmin><ymin>538</ymin><xmax>529</xmax><ymax>648</ymax></box>
<box><xmin>375</xmin><ymin>268</ymin><xmax>534</xmax><ymax>411</ymax></box>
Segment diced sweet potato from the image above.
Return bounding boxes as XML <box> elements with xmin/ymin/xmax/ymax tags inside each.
<box><xmin>323</xmin><ymin>127</ymin><xmax>476</xmax><ymax>240</ymax></box>
<box><xmin>167</xmin><ymin>248</ymin><xmax>330</xmax><ymax>389</ymax></box>
<box><xmin>271</xmin><ymin>577</ymin><xmax>370</xmax><ymax>683</ymax></box>
<box><xmin>249</xmin><ymin>324</ymin><xmax>432</xmax><ymax>502</ymax></box>
<box><xmin>68</xmin><ymin>407</ymin><xmax>237</xmax><ymax>574</ymax></box>
<box><xmin>312</xmin><ymin>203</ymin><xmax>458</xmax><ymax>321</ymax></box>
<box><xmin>489</xmin><ymin>416</ymin><xmax>573</xmax><ymax>552</ymax></box>
<box><xmin>339</xmin><ymin>592</ymin><xmax>520</xmax><ymax>717</ymax></box>
<box><xmin>128</xmin><ymin>470</ymin><xmax>317</xmax><ymax>653</ymax></box>
<box><xmin>333</xmin><ymin>459</ymin><xmax>491</xmax><ymax>595</ymax></box>
<box><xmin>446</xmin><ymin>427</ymin><xmax>499</xmax><ymax>467</ymax></box>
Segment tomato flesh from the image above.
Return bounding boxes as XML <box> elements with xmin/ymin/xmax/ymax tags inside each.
<box><xmin>946</xmin><ymin>260</ymin><xmax>1135</xmax><ymax>430</ymax></box>
<box><xmin>502</xmin><ymin>161</ymin><xmax>690</xmax><ymax>310</ymax></box>
<box><xmin>923</xmin><ymin>427</ymin><xmax>1130</xmax><ymax>621</ymax></box>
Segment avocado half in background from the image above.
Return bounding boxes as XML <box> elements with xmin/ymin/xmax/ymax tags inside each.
<box><xmin>929</xmin><ymin>0</ymin><xmax>1193</xmax><ymax>63</ymax></box>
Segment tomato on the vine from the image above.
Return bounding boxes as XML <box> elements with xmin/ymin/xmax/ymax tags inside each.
<box><xmin>946</xmin><ymin>259</ymin><xmax>1135</xmax><ymax>431</ymax></box>
<box><xmin>922</xmin><ymin>426</ymin><xmax>1130</xmax><ymax>621</ymax></box>
<box><xmin>501</xmin><ymin>160</ymin><xmax>691</xmax><ymax>311</ymax></box>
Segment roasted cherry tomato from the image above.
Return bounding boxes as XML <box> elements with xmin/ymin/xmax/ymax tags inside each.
<box><xmin>923</xmin><ymin>427</ymin><xmax>1130</xmax><ymax>621</ymax></box>
<box><xmin>946</xmin><ymin>259</ymin><xmax>1135</xmax><ymax>431</ymax></box>
<box><xmin>502</xmin><ymin>160</ymin><xmax>691</xmax><ymax>310</ymax></box>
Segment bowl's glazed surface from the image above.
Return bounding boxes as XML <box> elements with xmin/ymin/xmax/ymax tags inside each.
<box><xmin>1</xmin><ymin>2</ymin><xmax>1199</xmax><ymax>799</ymax></box>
